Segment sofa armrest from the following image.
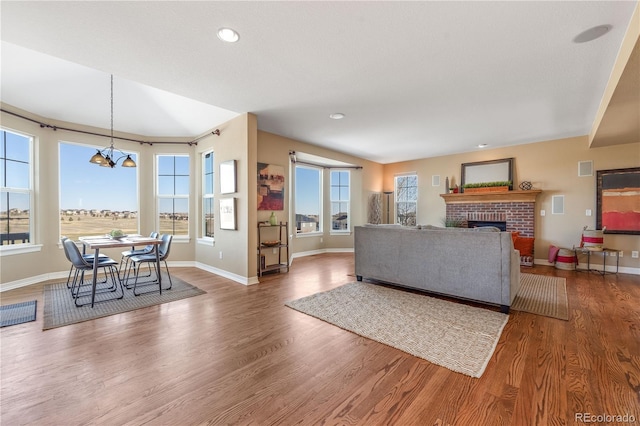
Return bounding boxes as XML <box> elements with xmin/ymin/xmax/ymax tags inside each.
<box><xmin>510</xmin><ymin>249</ymin><xmax>521</xmax><ymax>304</ymax></box>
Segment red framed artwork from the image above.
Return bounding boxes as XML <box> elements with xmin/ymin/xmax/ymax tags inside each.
<box><xmin>596</xmin><ymin>167</ymin><xmax>640</xmax><ymax>235</ymax></box>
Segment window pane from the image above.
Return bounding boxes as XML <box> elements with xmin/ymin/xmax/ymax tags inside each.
<box><xmin>340</xmin><ymin>187</ymin><xmax>349</xmax><ymax>200</ymax></box>
<box><xmin>175</xmin><ymin>176</ymin><xmax>189</xmax><ymax>195</ymax></box>
<box><xmin>1</xmin><ymin>191</ymin><xmax>30</xmax><ymax>245</ymax></box>
<box><xmin>158</xmin><ymin>176</ymin><xmax>174</xmax><ymax>195</ymax></box>
<box><xmin>295</xmin><ymin>166</ymin><xmax>321</xmax><ymax>233</ymax></box>
<box><xmin>158</xmin><ymin>156</ymin><xmax>175</xmax><ymax>175</ymax></box>
<box><xmin>59</xmin><ymin>142</ymin><xmax>138</xmax><ymax>241</ymax></box>
<box><xmin>330</xmin><ymin>186</ymin><xmax>340</xmax><ymax>200</ymax></box>
<box><xmin>5</xmin><ymin>160</ymin><xmax>29</xmax><ymax>189</ymax></box>
<box><xmin>174</xmin><ymin>156</ymin><xmax>190</xmax><ymax>175</ymax></box>
<box><xmin>331</xmin><ymin>202</ymin><xmax>348</xmax><ymax>231</ymax></box>
<box><xmin>5</xmin><ymin>132</ymin><xmax>29</xmax><ymax>163</ymax></box>
<box><xmin>158</xmin><ymin>198</ymin><xmax>189</xmax><ymax>236</ymax></box>
<box><xmin>204</xmin><ymin>197</ymin><xmax>214</xmax><ymax>238</ymax></box>
<box><xmin>204</xmin><ymin>153</ymin><xmax>213</xmax><ymax>175</ymax></box>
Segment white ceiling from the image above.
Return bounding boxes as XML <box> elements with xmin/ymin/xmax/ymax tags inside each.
<box><xmin>1</xmin><ymin>1</ymin><xmax>637</xmax><ymax>164</ymax></box>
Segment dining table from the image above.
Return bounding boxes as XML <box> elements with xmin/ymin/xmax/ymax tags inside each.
<box><xmin>79</xmin><ymin>234</ymin><xmax>163</xmax><ymax>308</ymax></box>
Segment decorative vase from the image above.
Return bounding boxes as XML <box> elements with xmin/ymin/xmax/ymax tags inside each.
<box><xmin>269</xmin><ymin>212</ymin><xmax>277</xmax><ymax>225</ymax></box>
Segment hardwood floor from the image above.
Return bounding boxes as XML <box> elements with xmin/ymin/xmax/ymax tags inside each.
<box><xmin>1</xmin><ymin>253</ymin><xmax>639</xmax><ymax>425</ymax></box>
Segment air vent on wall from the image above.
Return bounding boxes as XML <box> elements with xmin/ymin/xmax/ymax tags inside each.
<box><xmin>552</xmin><ymin>195</ymin><xmax>565</xmax><ymax>215</ymax></box>
<box><xmin>578</xmin><ymin>161</ymin><xmax>593</xmax><ymax>177</ymax></box>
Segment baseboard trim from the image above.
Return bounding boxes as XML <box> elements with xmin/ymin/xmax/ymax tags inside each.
<box><xmin>533</xmin><ymin>258</ymin><xmax>639</xmax><ymax>275</ymax></box>
<box><xmin>292</xmin><ymin>247</ymin><xmax>354</xmax><ymax>260</ymax></box>
<box><xmin>194</xmin><ymin>262</ymin><xmax>259</xmax><ymax>286</ymax></box>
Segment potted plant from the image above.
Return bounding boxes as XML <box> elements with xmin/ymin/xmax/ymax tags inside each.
<box><xmin>441</xmin><ymin>217</ymin><xmax>465</xmax><ymax>228</ymax></box>
<box><xmin>462</xmin><ymin>181</ymin><xmax>511</xmax><ymax>194</ymax></box>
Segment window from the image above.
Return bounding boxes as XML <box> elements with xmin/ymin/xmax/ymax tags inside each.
<box><xmin>395</xmin><ymin>174</ymin><xmax>417</xmax><ymax>226</ymax></box>
<box><xmin>202</xmin><ymin>151</ymin><xmax>214</xmax><ymax>238</ymax></box>
<box><xmin>59</xmin><ymin>142</ymin><xmax>138</xmax><ymax>240</ymax></box>
<box><xmin>330</xmin><ymin>170</ymin><xmax>350</xmax><ymax>232</ymax></box>
<box><xmin>157</xmin><ymin>155</ymin><xmax>190</xmax><ymax>237</ymax></box>
<box><xmin>295</xmin><ymin>165</ymin><xmax>322</xmax><ymax>234</ymax></box>
<box><xmin>1</xmin><ymin>129</ymin><xmax>32</xmax><ymax>247</ymax></box>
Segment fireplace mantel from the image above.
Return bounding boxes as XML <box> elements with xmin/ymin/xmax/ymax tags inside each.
<box><xmin>440</xmin><ymin>189</ymin><xmax>542</xmax><ymax>204</ymax></box>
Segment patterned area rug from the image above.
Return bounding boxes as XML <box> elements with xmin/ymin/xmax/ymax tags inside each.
<box><xmin>43</xmin><ymin>273</ymin><xmax>206</xmax><ymax>330</ymax></box>
<box><xmin>286</xmin><ymin>282</ymin><xmax>508</xmax><ymax>378</ymax></box>
<box><xmin>512</xmin><ymin>273</ymin><xmax>569</xmax><ymax>320</ymax></box>
<box><xmin>0</xmin><ymin>300</ymin><xmax>37</xmax><ymax>327</ymax></box>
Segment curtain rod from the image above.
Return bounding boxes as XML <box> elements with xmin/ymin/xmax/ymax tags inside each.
<box><xmin>1</xmin><ymin>108</ymin><xmax>220</xmax><ymax>146</ymax></box>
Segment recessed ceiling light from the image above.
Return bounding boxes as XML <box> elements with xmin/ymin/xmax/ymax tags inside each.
<box><xmin>329</xmin><ymin>113</ymin><xmax>345</xmax><ymax>120</ymax></box>
<box><xmin>217</xmin><ymin>27</ymin><xmax>239</xmax><ymax>43</ymax></box>
<box><xmin>478</xmin><ymin>144</ymin><xmax>488</xmax><ymax>148</ymax></box>
<box><xmin>573</xmin><ymin>25</ymin><xmax>612</xmax><ymax>43</ymax></box>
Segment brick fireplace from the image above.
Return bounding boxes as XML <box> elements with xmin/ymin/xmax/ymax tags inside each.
<box><xmin>440</xmin><ymin>190</ymin><xmax>541</xmax><ymax>237</ymax></box>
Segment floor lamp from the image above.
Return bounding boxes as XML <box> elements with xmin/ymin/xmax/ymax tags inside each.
<box><xmin>383</xmin><ymin>191</ymin><xmax>393</xmax><ymax>224</ymax></box>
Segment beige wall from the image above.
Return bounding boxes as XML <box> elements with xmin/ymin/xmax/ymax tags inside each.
<box><xmin>383</xmin><ymin>136</ymin><xmax>640</xmax><ymax>270</ymax></box>
<box><xmin>194</xmin><ymin>113</ymin><xmax>258</xmax><ymax>281</ymax></box>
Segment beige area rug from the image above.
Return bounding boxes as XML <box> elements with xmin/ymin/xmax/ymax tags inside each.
<box><xmin>43</xmin><ymin>273</ymin><xmax>206</xmax><ymax>330</ymax></box>
<box><xmin>286</xmin><ymin>282</ymin><xmax>508</xmax><ymax>378</ymax></box>
<box><xmin>512</xmin><ymin>273</ymin><xmax>569</xmax><ymax>320</ymax></box>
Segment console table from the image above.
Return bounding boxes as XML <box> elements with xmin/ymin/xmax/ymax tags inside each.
<box><xmin>576</xmin><ymin>248</ymin><xmax>620</xmax><ymax>275</ymax></box>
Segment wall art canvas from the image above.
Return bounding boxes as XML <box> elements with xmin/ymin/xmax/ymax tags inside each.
<box><xmin>219</xmin><ymin>198</ymin><xmax>236</xmax><ymax>230</ymax></box>
<box><xmin>597</xmin><ymin>167</ymin><xmax>640</xmax><ymax>234</ymax></box>
<box><xmin>257</xmin><ymin>163</ymin><xmax>285</xmax><ymax>210</ymax></box>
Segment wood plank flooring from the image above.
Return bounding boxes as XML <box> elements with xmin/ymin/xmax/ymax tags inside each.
<box><xmin>1</xmin><ymin>253</ymin><xmax>639</xmax><ymax>425</ymax></box>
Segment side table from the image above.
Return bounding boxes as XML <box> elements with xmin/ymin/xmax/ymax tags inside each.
<box><xmin>575</xmin><ymin>247</ymin><xmax>620</xmax><ymax>275</ymax></box>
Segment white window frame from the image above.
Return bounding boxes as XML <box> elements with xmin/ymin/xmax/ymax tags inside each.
<box><xmin>330</xmin><ymin>169</ymin><xmax>350</xmax><ymax>234</ymax></box>
<box><xmin>0</xmin><ymin>128</ymin><xmax>38</xmax><ymax>256</ymax></box>
<box><xmin>394</xmin><ymin>174</ymin><xmax>418</xmax><ymax>226</ymax></box>
<box><xmin>295</xmin><ymin>164</ymin><xmax>323</xmax><ymax>237</ymax></box>
<box><xmin>156</xmin><ymin>154</ymin><xmax>190</xmax><ymax>241</ymax></box>
<box><xmin>201</xmin><ymin>150</ymin><xmax>214</xmax><ymax>243</ymax></box>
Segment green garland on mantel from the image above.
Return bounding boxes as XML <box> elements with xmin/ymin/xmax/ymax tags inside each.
<box><xmin>462</xmin><ymin>181</ymin><xmax>512</xmax><ymax>189</ymax></box>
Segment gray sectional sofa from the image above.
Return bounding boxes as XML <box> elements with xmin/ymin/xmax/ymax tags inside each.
<box><xmin>354</xmin><ymin>224</ymin><xmax>521</xmax><ymax>313</ymax></box>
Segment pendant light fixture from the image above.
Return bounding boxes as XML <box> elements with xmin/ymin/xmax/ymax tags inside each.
<box><xmin>89</xmin><ymin>74</ymin><xmax>137</xmax><ymax>168</ymax></box>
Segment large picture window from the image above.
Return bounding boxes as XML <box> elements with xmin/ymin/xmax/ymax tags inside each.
<box><xmin>157</xmin><ymin>155</ymin><xmax>190</xmax><ymax>237</ymax></box>
<box><xmin>202</xmin><ymin>151</ymin><xmax>214</xmax><ymax>238</ymax></box>
<box><xmin>1</xmin><ymin>129</ymin><xmax>32</xmax><ymax>247</ymax></box>
<box><xmin>59</xmin><ymin>142</ymin><xmax>138</xmax><ymax>240</ymax></box>
<box><xmin>395</xmin><ymin>174</ymin><xmax>417</xmax><ymax>226</ymax></box>
<box><xmin>330</xmin><ymin>170</ymin><xmax>350</xmax><ymax>232</ymax></box>
<box><xmin>295</xmin><ymin>165</ymin><xmax>322</xmax><ymax>234</ymax></box>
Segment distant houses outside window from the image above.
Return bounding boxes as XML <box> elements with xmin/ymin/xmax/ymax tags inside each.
<box><xmin>330</xmin><ymin>170</ymin><xmax>350</xmax><ymax>232</ymax></box>
<box><xmin>202</xmin><ymin>151</ymin><xmax>214</xmax><ymax>239</ymax></box>
<box><xmin>395</xmin><ymin>174</ymin><xmax>417</xmax><ymax>226</ymax></box>
<box><xmin>58</xmin><ymin>142</ymin><xmax>139</xmax><ymax>241</ymax></box>
<box><xmin>157</xmin><ymin>155</ymin><xmax>190</xmax><ymax>237</ymax></box>
<box><xmin>295</xmin><ymin>165</ymin><xmax>322</xmax><ymax>233</ymax></box>
<box><xmin>1</xmin><ymin>129</ymin><xmax>32</xmax><ymax>246</ymax></box>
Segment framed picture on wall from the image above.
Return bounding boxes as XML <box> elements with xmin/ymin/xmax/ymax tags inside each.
<box><xmin>257</xmin><ymin>163</ymin><xmax>285</xmax><ymax>210</ymax></box>
<box><xmin>220</xmin><ymin>160</ymin><xmax>236</xmax><ymax>194</ymax></box>
<box><xmin>596</xmin><ymin>167</ymin><xmax>640</xmax><ymax>234</ymax></box>
<box><xmin>219</xmin><ymin>198</ymin><xmax>236</xmax><ymax>230</ymax></box>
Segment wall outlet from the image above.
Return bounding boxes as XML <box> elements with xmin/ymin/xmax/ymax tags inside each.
<box><xmin>272</xmin><ymin>248</ymin><xmax>277</xmax><ymax>254</ymax></box>
<box><xmin>219</xmin><ymin>251</ymin><xmax>223</xmax><ymax>259</ymax></box>
<box><xmin>586</xmin><ymin>209</ymin><xmax>592</xmax><ymax>216</ymax></box>
<box><xmin>540</xmin><ymin>210</ymin><xmax>546</xmax><ymax>216</ymax></box>
<box><xmin>632</xmin><ymin>251</ymin><xmax>639</xmax><ymax>259</ymax></box>
<box><xmin>619</xmin><ymin>251</ymin><xmax>623</xmax><ymax>258</ymax></box>
<box><xmin>320</xmin><ymin>237</ymin><xmax>323</xmax><ymax>243</ymax></box>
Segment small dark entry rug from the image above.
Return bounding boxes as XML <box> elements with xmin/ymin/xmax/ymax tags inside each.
<box><xmin>0</xmin><ymin>300</ymin><xmax>37</xmax><ymax>327</ymax></box>
<box><xmin>43</xmin><ymin>273</ymin><xmax>206</xmax><ymax>330</ymax></box>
